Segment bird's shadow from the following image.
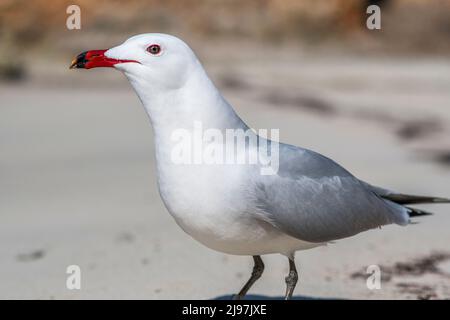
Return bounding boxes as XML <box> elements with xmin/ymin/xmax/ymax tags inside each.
<box><xmin>214</xmin><ymin>294</ymin><xmax>343</xmax><ymax>300</ymax></box>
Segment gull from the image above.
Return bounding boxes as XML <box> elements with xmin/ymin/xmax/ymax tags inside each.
<box><xmin>70</xmin><ymin>33</ymin><xmax>449</xmax><ymax>299</ymax></box>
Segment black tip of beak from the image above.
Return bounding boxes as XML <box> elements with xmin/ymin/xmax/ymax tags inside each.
<box><xmin>69</xmin><ymin>51</ymin><xmax>88</xmax><ymax>69</ymax></box>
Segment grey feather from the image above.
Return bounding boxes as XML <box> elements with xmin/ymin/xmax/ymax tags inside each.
<box><xmin>252</xmin><ymin>144</ymin><xmax>409</xmax><ymax>243</ymax></box>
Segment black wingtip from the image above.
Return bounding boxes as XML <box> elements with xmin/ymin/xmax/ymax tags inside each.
<box><xmin>431</xmin><ymin>197</ymin><xmax>450</xmax><ymax>203</ymax></box>
<box><xmin>383</xmin><ymin>194</ymin><xmax>450</xmax><ymax>205</ymax></box>
<box><xmin>407</xmin><ymin>206</ymin><xmax>433</xmax><ymax>217</ymax></box>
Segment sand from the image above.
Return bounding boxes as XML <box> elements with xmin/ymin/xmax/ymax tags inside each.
<box><xmin>0</xmin><ymin>50</ymin><xmax>449</xmax><ymax>299</ymax></box>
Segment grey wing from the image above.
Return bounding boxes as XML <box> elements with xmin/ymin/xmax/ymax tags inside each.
<box><xmin>252</xmin><ymin>144</ymin><xmax>409</xmax><ymax>243</ymax></box>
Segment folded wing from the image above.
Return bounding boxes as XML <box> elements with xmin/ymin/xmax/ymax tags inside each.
<box><xmin>252</xmin><ymin>144</ymin><xmax>410</xmax><ymax>243</ymax></box>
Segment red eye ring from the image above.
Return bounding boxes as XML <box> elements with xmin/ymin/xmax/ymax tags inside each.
<box><xmin>147</xmin><ymin>44</ymin><xmax>161</xmax><ymax>55</ymax></box>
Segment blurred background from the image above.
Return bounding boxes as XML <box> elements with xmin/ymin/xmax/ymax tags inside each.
<box><xmin>1</xmin><ymin>0</ymin><xmax>449</xmax><ymax>299</ymax></box>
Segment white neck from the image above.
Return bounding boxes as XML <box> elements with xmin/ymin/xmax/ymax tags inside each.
<box><xmin>124</xmin><ymin>61</ymin><xmax>247</xmax><ymax>137</ymax></box>
<box><xmin>123</xmin><ymin>60</ymin><xmax>250</xmax><ymax>182</ymax></box>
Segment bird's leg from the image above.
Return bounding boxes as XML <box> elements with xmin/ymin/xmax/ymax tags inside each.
<box><xmin>284</xmin><ymin>257</ymin><xmax>298</xmax><ymax>300</ymax></box>
<box><xmin>233</xmin><ymin>255</ymin><xmax>264</xmax><ymax>300</ymax></box>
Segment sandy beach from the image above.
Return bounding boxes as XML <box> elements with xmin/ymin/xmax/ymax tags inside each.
<box><xmin>1</xmin><ymin>49</ymin><xmax>449</xmax><ymax>299</ymax></box>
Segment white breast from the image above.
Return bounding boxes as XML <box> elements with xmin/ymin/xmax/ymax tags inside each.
<box><xmin>154</xmin><ymin>144</ymin><xmax>320</xmax><ymax>256</ymax></box>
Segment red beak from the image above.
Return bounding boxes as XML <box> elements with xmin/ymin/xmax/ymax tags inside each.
<box><xmin>69</xmin><ymin>49</ymin><xmax>139</xmax><ymax>69</ymax></box>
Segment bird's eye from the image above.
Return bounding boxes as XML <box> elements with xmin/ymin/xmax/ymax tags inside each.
<box><xmin>147</xmin><ymin>44</ymin><xmax>161</xmax><ymax>55</ymax></box>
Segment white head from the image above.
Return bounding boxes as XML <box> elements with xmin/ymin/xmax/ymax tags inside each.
<box><xmin>71</xmin><ymin>33</ymin><xmax>200</xmax><ymax>90</ymax></box>
<box><xmin>112</xmin><ymin>34</ymin><xmax>204</xmax><ymax>91</ymax></box>
<box><xmin>70</xmin><ymin>33</ymin><xmax>243</xmax><ymax>130</ymax></box>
